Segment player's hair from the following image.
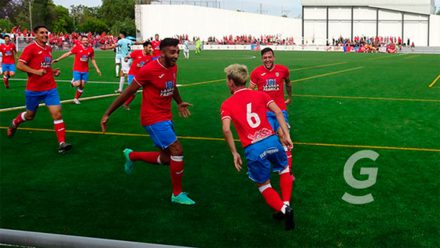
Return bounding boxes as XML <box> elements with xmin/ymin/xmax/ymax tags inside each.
<box><xmin>120</xmin><ymin>31</ymin><xmax>127</xmax><ymax>37</ymax></box>
<box><xmin>143</xmin><ymin>41</ymin><xmax>151</xmax><ymax>47</ymax></box>
<box><xmin>80</xmin><ymin>35</ymin><xmax>88</xmax><ymax>39</ymax></box>
<box><xmin>3</xmin><ymin>35</ymin><xmax>10</xmax><ymax>39</ymax></box>
<box><xmin>159</xmin><ymin>38</ymin><xmax>179</xmax><ymax>50</ymax></box>
<box><xmin>224</xmin><ymin>64</ymin><xmax>248</xmax><ymax>86</ymax></box>
<box><xmin>33</xmin><ymin>25</ymin><xmax>48</xmax><ymax>33</ymax></box>
<box><xmin>261</xmin><ymin>47</ymin><xmax>274</xmax><ymax>56</ymax></box>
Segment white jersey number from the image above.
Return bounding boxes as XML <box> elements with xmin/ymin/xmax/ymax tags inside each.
<box><xmin>246</xmin><ymin>103</ymin><xmax>261</xmax><ymax>128</ymax></box>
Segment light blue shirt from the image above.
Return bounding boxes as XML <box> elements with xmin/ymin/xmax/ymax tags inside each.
<box><xmin>117</xmin><ymin>38</ymin><xmax>134</xmax><ymax>57</ymax></box>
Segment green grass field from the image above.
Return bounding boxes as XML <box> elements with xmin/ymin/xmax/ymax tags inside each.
<box><xmin>0</xmin><ymin>50</ymin><xmax>439</xmax><ymax>247</ymax></box>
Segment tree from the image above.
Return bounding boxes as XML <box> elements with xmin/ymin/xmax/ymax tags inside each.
<box><xmin>99</xmin><ymin>0</ymin><xmax>135</xmax><ymax>34</ymax></box>
<box><xmin>110</xmin><ymin>18</ymin><xmax>136</xmax><ymax>37</ymax></box>
<box><xmin>51</xmin><ymin>5</ymin><xmax>74</xmax><ymax>33</ymax></box>
<box><xmin>0</xmin><ymin>19</ymin><xmax>14</xmax><ymax>32</ymax></box>
<box><xmin>70</xmin><ymin>5</ymin><xmax>100</xmax><ymax>31</ymax></box>
<box><xmin>77</xmin><ymin>17</ymin><xmax>108</xmax><ymax>33</ymax></box>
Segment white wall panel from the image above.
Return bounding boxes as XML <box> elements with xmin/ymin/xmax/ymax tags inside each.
<box><xmin>353</xmin><ymin>21</ymin><xmax>376</xmax><ymax>37</ymax></box>
<box><xmin>404</xmin><ymin>22</ymin><xmax>428</xmax><ymax>46</ymax></box>
<box><xmin>429</xmin><ymin>15</ymin><xmax>440</xmax><ymax>46</ymax></box>
<box><xmin>378</xmin><ymin>10</ymin><xmax>401</xmax><ymax>20</ymax></box>
<box><xmin>328</xmin><ymin>7</ymin><xmax>351</xmax><ymax>20</ymax></box>
<box><xmin>304</xmin><ymin>21</ymin><xmax>326</xmax><ymax>44</ymax></box>
<box><xmin>304</xmin><ymin>7</ymin><xmax>327</xmax><ymax>19</ymax></box>
<box><xmin>353</xmin><ymin>7</ymin><xmax>376</xmax><ymax>20</ymax></box>
<box><xmin>378</xmin><ymin>21</ymin><xmax>401</xmax><ymax>37</ymax></box>
<box><xmin>328</xmin><ymin>21</ymin><xmax>351</xmax><ymax>40</ymax></box>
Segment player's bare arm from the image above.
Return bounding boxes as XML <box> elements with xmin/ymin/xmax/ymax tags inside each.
<box><xmin>16</xmin><ymin>61</ymin><xmax>46</xmax><ymax>76</ymax></box>
<box><xmin>284</xmin><ymin>78</ymin><xmax>292</xmax><ymax>105</ymax></box>
<box><xmin>173</xmin><ymin>86</ymin><xmax>192</xmax><ymax>118</ymax></box>
<box><xmin>101</xmin><ymin>82</ymin><xmax>141</xmax><ymax>133</ymax></box>
<box><xmin>268</xmin><ymin>102</ymin><xmax>293</xmax><ymax>149</ymax></box>
<box><xmin>52</xmin><ymin>51</ymin><xmax>73</xmax><ymax>63</ymax></box>
<box><xmin>91</xmin><ymin>58</ymin><xmax>102</xmax><ymax>76</ymax></box>
<box><xmin>222</xmin><ymin>118</ymin><xmax>243</xmax><ymax>172</ymax></box>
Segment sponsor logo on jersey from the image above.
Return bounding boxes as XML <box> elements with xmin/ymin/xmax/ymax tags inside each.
<box><xmin>263</xmin><ymin>79</ymin><xmax>279</xmax><ymax>91</ymax></box>
<box><xmin>160</xmin><ymin>80</ymin><xmax>174</xmax><ymax>96</ymax></box>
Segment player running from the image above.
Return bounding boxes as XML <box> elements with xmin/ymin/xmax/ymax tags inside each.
<box><xmin>122</xmin><ymin>41</ymin><xmax>153</xmax><ymax>110</ymax></box>
<box><xmin>53</xmin><ymin>35</ymin><xmax>101</xmax><ymax>104</ymax></box>
<box><xmin>250</xmin><ymin>47</ymin><xmax>293</xmax><ymax>174</ymax></box>
<box><xmin>101</xmin><ymin>38</ymin><xmax>195</xmax><ymax>205</ymax></box>
<box><xmin>7</xmin><ymin>25</ymin><xmax>72</xmax><ymax>154</ymax></box>
<box><xmin>221</xmin><ymin>64</ymin><xmax>294</xmax><ymax>230</ymax></box>
<box><xmin>0</xmin><ymin>35</ymin><xmax>18</xmax><ymax>89</ymax></box>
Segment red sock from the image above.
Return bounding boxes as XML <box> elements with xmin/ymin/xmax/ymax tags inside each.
<box><xmin>54</xmin><ymin>120</ymin><xmax>66</xmax><ymax>144</ymax></box>
<box><xmin>12</xmin><ymin>112</ymin><xmax>27</xmax><ymax>127</ymax></box>
<box><xmin>170</xmin><ymin>156</ymin><xmax>184</xmax><ymax>196</ymax></box>
<box><xmin>75</xmin><ymin>89</ymin><xmax>83</xmax><ymax>99</ymax></box>
<box><xmin>129</xmin><ymin>151</ymin><xmax>161</xmax><ymax>164</ymax></box>
<box><xmin>286</xmin><ymin>149</ymin><xmax>293</xmax><ymax>172</ymax></box>
<box><xmin>280</xmin><ymin>172</ymin><xmax>293</xmax><ymax>202</ymax></box>
<box><xmin>124</xmin><ymin>94</ymin><xmax>136</xmax><ymax>106</ymax></box>
<box><xmin>260</xmin><ymin>186</ymin><xmax>284</xmax><ymax>212</ymax></box>
<box><xmin>3</xmin><ymin>76</ymin><xmax>9</xmax><ymax>88</ymax></box>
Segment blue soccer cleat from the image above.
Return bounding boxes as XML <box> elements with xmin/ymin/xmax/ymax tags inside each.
<box><xmin>123</xmin><ymin>148</ymin><xmax>134</xmax><ymax>174</ymax></box>
<box><xmin>171</xmin><ymin>192</ymin><xmax>196</xmax><ymax>205</ymax></box>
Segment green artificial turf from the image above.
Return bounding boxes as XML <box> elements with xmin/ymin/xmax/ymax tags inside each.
<box><xmin>0</xmin><ymin>50</ymin><xmax>439</xmax><ymax>247</ymax></box>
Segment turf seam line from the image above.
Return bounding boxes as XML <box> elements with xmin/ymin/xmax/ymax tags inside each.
<box><xmin>1</xmin><ymin>126</ymin><xmax>439</xmax><ymax>153</ymax></box>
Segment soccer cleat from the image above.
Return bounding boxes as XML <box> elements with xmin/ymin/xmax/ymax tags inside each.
<box><xmin>171</xmin><ymin>192</ymin><xmax>196</xmax><ymax>205</ymax></box>
<box><xmin>114</xmin><ymin>89</ymin><xmax>122</xmax><ymax>94</ymax></box>
<box><xmin>7</xmin><ymin>124</ymin><xmax>17</xmax><ymax>138</ymax></box>
<box><xmin>284</xmin><ymin>205</ymin><xmax>295</xmax><ymax>230</ymax></box>
<box><xmin>58</xmin><ymin>142</ymin><xmax>72</xmax><ymax>154</ymax></box>
<box><xmin>123</xmin><ymin>148</ymin><xmax>134</xmax><ymax>174</ymax></box>
<box><xmin>73</xmin><ymin>98</ymin><xmax>81</xmax><ymax>104</ymax></box>
<box><xmin>272</xmin><ymin>211</ymin><xmax>284</xmax><ymax>220</ymax></box>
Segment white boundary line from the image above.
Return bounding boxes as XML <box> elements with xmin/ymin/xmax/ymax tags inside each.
<box><xmin>0</xmin><ymin>228</ymin><xmax>188</xmax><ymax>248</ymax></box>
<box><xmin>9</xmin><ymin>78</ymin><xmax>120</xmax><ymax>85</ymax></box>
<box><xmin>0</xmin><ymin>93</ymin><xmax>118</xmax><ymax>113</ymax></box>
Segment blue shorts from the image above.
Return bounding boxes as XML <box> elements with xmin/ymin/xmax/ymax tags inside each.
<box><xmin>128</xmin><ymin>74</ymin><xmax>135</xmax><ymax>85</ymax></box>
<box><xmin>152</xmin><ymin>56</ymin><xmax>160</xmax><ymax>61</ymax></box>
<box><xmin>267</xmin><ymin>110</ymin><xmax>290</xmax><ymax>132</ymax></box>
<box><xmin>2</xmin><ymin>63</ymin><xmax>16</xmax><ymax>73</ymax></box>
<box><xmin>144</xmin><ymin>120</ymin><xmax>177</xmax><ymax>149</ymax></box>
<box><xmin>25</xmin><ymin>88</ymin><xmax>61</xmax><ymax>112</ymax></box>
<box><xmin>73</xmin><ymin>71</ymin><xmax>89</xmax><ymax>82</ymax></box>
<box><xmin>244</xmin><ymin>135</ymin><xmax>288</xmax><ymax>184</ymax></box>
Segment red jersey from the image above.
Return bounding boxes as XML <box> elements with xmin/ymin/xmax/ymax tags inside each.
<box><xmin>134</xmin><ymin>60</ymin><xmax>177</xmax><ymax>126</ymax></box>
<box><xmin>0</xmin><ymin>43</ymin><xmax>16</xmax><ymax>64</ymax></box>
<box><xmin>128</xmin><ymin>50</ymin><xmax>152</xmax><ymax>75</ymax></box>
<box><xmin>250</xmin><ymin>65</ymin><xmax>290</xmax><ymax>111</ymax></box>
<box><xmin>19</xmin><ymin>42</ymin><xmax>57</xmax><ymax>91</ymax></box>
<box><xmin>221</xmin><ymin>89</ymin><xmax>275</xmax><ymax>147</ymax></box>
<box><xmin>71</xmin><ymin>45</ymin><xmax>94</xmax><ymax>72</ymax></box>
<box><xmin>151</xmin><ymin>40</ymin><xmax>161</xmax><ymax>57</ymax></box>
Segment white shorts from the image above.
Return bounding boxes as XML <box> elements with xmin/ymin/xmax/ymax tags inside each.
<box><xmin>121</xmin><ymin>59</ymin><xmax>131</xmax><ymax>74</ymax></box>
<box><xmin>115</xmin><ymin>54</ymin><xmax>124</xmax><ymax>64</ymax></box>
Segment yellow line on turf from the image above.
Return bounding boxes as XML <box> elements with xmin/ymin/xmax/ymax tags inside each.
<box><xmin>428</xmin><ymin>74</ymin><xmax>440</xmax><ymax>88</ymax></box>
<box><xmin>293</xmin><ymin>94</ymin><xmax>440</xmax><ymax>103</ymax></box>
<box><xmin>292</xmin><ymin>67</ymin><xmax>363</xmax><ymax>83</ymax></box>
<box><xmin>1</xmin><ymin>126</ymin><xmax>439</xmax><ymax>153</ymax></box>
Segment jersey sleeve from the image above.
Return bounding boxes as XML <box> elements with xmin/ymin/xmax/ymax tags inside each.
<box><xmin>249</xmin><ymin>69</ymin><xmax>258</xmax><ymax>87</ymax></box>
<box><xmin>262</xmin><ymin>92</ymin><xmax>275</xmax><ymax>107</ymax></box>
<box><xmin>133</xmin><ymin>66</ymin><xmax>151</xmax><ymax>87</ymax></box>
<box><xmin>70</xmin><ymin>45</ymin><xmax>77</xmax><ymax>54</ymax></box>
<box><xmin>129</xmin><ymin>51</ymin><xmax>136</xmax><ymax>59</ymax></box>
<box><xmin>220</xmin><ymin>102</ymin><xmax>231</xmax><ymax>120</ymax></box>
<box><xmin>18</xmin><ymin>45</ymin><xmax>32</xmax><ymax>64</ymax></box>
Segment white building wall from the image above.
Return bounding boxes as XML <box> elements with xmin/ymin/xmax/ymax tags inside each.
<box><xmin>136</xmin><ymin>4</ymin><xmax>302</xmax><ymax>42</ymax></box>
<box><xmin>429</xmin><ymin>15</ymin><xmax>440</xmax><ymax>46</ymax></box>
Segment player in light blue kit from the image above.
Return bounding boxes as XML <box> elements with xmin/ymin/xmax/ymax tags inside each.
<box><xmin>104</xmin><ymin>31</ymin><xmax>134</xmax><ymax>93</ymax></box>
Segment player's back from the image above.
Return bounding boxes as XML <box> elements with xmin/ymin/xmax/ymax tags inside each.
<box><xmin>117</xmin><ymin>38</ymin><xmax>133</xmax><ymax>56</ymax></box>
<box><xmin>221</xmin><ymin>89</ymin><xmax>275</xmax><ymax>147</ymax></box>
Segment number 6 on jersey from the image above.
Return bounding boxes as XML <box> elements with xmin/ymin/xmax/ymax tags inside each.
<box><xmin>246</xmin><ymin>103</ymin><xmax>261</xmax><ymax>128</ymax></box>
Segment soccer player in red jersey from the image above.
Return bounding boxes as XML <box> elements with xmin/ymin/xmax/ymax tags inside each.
<box><xmin>221</xmin><ymin>64</ymin><xmax>294</xmax><ymax>230</ymax></box>
<box><xmin>53</xmin><ymin>35</ymin><xmax>101</xmax><ymax>104</ymax></box>
<box><xmin>7</xmin><ymin>25</ymin><xmax>72</xmax><ymax>154</ymax></box>
<box><xmin>151</xmin><ymin>34</ymin><xmax>161</xmax><ymax>60</ymax></box>
<box><xmin>122</xmin><ymin>41</ymin><xmax>153</xmax><ymax>110</ymax></box>
<box><xmin>0</xmin><ymin>35</ymin><xmax>17</xmax><ymax>89</ymax></box>
<box><xmin>101</xmin><ymin>38</ymin><xmax>195</xmax><ymax>205</ymax></box>
<box><xmin>250</xmin><ymin>47</ymin><xmax>294</xmax><ymax>174</ymax></box>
